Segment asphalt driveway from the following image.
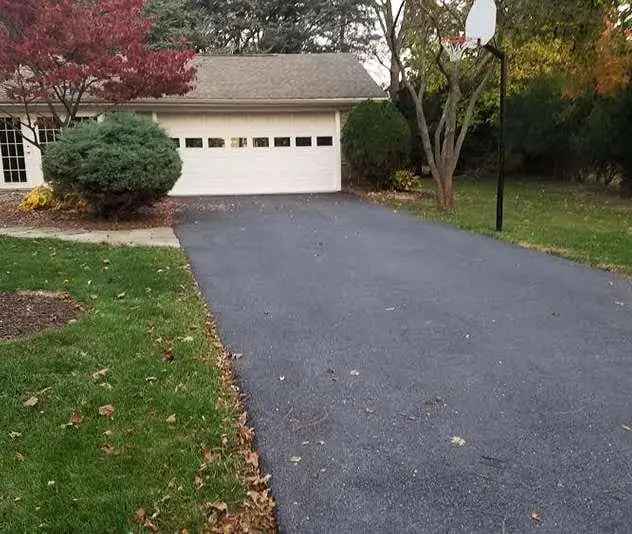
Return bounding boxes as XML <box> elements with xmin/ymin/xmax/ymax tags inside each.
<box><xmin>176</xmin><ymin>194</ymin><xmax>632</xmax><ymax>533</ymax></box>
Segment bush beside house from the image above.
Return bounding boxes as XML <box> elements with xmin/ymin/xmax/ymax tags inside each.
<box><xmin>43</xmin><ymin>113</ymin><xmax>182</xmax><ymax>217</ymax></box>
<box><xmin>342</xmin><ymin>100</ymin><xmax>411</xmax><ymax>189</ymax></box>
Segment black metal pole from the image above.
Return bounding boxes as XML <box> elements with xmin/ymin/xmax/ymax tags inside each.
<box><xmin>483</xmin><ymin>44</ymin><xmax>507</xmax><ymax>232</ymax></box>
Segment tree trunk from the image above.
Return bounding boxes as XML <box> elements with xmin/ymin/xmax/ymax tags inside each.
<box><xmin>389</xmin><ymin>52</ymin><xmax>401</xmax><ymax>100</ymax></box>
<box><xmin>435</xmin><ymin>172</ymin><xmax>454</xmax><ymax>211</ymax></box>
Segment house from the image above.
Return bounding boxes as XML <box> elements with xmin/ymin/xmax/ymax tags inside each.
<box><xmin>0</xmin><ymin>54</ymin><xmax>385</xmax><ymax>196</ymax></box>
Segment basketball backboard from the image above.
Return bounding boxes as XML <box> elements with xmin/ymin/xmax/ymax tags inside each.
<box><xmin>465</xmin><ymin>0</ymin><xmax>497</xmax><ymax>46</ymax></box>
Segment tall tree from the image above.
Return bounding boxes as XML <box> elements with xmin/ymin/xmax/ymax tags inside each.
<box><xmin>380</xmin><ymin>0</ymin><xmax>493</xmax><ymax>210</ymax></box>
<box><xmin>0</xmin><ymin>0</ymin><xmax>196</xmax><ymax>149</ymax></box>
<box><xmin>145</xmin><ymin>0</ymin><xmax>376</xmax><ymax>54</ymax></box>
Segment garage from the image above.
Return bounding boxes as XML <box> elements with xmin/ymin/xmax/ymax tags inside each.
<box><xmin>159</xmin><ymin>112</ymin><xmax>341</xmax><ymax>196</ymax></box>
<box><xmin>0</xmin><ymin>53</ymin><xmax>386</xmax><ymax>194</ymax></box>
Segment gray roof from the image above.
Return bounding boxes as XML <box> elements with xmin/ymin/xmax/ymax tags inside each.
<box><xmin>0</xmin><ymin>53</ymin><xmax>385</xmax><ymax>106</ymax></box>
<box><xmin>163</xmin><ymin>53</ymin><xmax>385</xmax><ymax>102</ymax></box>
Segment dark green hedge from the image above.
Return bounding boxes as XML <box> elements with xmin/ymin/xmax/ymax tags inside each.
<box><xmin>43</xmin><ymin>112</ymin><xmax>182</xmax><ymax>216</ymax></box>
<box><xmin>342</xmin><ymin>100</ymin><xmax>411</xmax><ymax>188</ymax></box>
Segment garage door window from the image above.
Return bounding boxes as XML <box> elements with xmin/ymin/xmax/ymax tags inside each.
<box><xmin>231</xmin><ymin>137</ymin><xmax>248</xmax><ymax>148</ymax></box>
<box><xmin>171</xmin><ymin>138</ymin><xmax>181</xmax><ymax>148</ymax></box>
<box><xmin>185</xmin><ymin>138</ymin><xmax>203</xmax><ymax>148</ymax></box>
<box><xmin>296</xmin><ymin>136</ymin><xmax>312</xmax><ymax>147</ymax></box>
<box><xmin>317</xmin><ymin>136</ymin><xmax>333</xmax><ymax>147</ymax></box>
<box><xmin>208</xmin><ymin>137</ymin><xmax>225</xmax><ymax>148</ymax></box>
<box><xmin>274</xmin><ymin>137</ymin><xmax>291</xmax><ymax>147</ymax></box>
<box><xmin>253</xmin><ymin>137</ymin><xmax>270</xmax><ymax>148</ymax></box>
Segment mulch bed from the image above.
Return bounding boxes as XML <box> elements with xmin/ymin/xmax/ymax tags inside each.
<box><xmin>0</xmin><ymin>291</ymin><xmax>82</xmax><ymax>340</ymax></box>
<box><xmin>0</xmin><ymin>191</ymin><xmax>176</xmax><ymax>231</ymax></box>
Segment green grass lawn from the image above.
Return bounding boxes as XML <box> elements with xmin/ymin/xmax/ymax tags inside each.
<box><xmin>0</xmin><ymin>237</ymin><xmax>266</xmax><ymax>532</ymax></box>
<box><xmin>373</xmin><ymin>179</ymin><xmax>632</xmax><ymax>274</ymax></box>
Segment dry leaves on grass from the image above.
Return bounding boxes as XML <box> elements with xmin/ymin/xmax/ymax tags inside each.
<box><xmin>201</xmin><ymin>448</ymin><xmax>218</xmax><ymax>464</ymax></box>
<box><xmin>100</xmin><ymin>444</ymin><xmax>115</xmax><ymax>455</ymax></box>
<box><xmin>98</xmin><ymin>404</ymin><xmax>115</xmax><ymax>418</ymax></box>
<box><xmin>15</xmin><ymin>452</ymin><xmax>25</xmax><ymax>462</ymax></box>
<box><xmin>165</xmin><ymin>414</ymin><xmax>177</xmax><ymax>424</ymax></box>
<box><xmin>91</xmin><ymin>368</ymin><xmax>109</xmax><ymax>380</ymax></box>
<box><xmin>201</xmin><ymin>312</ymin><xmax>277</xmax><ymax>532</ymax></box>
<box><xmin>531</xmin><ymin>511</ymin><xmax>542</xmax><ymax>522</ymax></box>
<box><xmin>69</xmin><ymin>412</ymin><xmax>82</xmax><ymax>426</ymax></box>
<box><xmin>23</xmin><ymin>396</ymin><xmax>39</xmax><ymax>408</ymax></box>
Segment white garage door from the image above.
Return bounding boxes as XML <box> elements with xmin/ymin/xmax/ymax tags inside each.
<box><xmin>158</xmin><ymin>112</ymin><xmax>341</xmax><ymax>195</ymax></box>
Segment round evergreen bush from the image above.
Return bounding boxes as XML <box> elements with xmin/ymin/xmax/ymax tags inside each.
<box><xmin>43</xmin><ymin>112</ymin><xmax>182</xmax><ymax>217</ymax></box>
<box><xmin>342</xmin><ymin>100</ymin><xmax>411</xmax><ymax>188</ymax></box>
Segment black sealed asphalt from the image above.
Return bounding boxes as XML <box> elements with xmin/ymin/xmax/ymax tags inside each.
<box><xmin>175</xmin><ymin>194</ymin><xmax>632</xmax><ymax>533</ymax></box>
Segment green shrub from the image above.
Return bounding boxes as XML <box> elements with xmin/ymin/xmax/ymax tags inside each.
<box><xmin>388</xmin><ymin>169</ymin><xmax>422</xmax><ymax>192</ymax></box>
<box><xmin>342</xmin><ymin>100</ymin><xmax>411</xmax><ymax>188</ymax></box>
<box><xmin>42</xmin><ymin>112</ymin><xmax>182</xmax><ymax>217</ymax></box>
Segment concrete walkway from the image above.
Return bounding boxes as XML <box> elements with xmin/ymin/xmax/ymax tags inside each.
<box><xmin>0</xmin><ymin>225</ymin><xmax>179</xmax><ymax>247</ymax></box>
<box><xmin>177</xmin><ymin>194</ymin><xmax>632</xmax><ymax>534</ymax></box>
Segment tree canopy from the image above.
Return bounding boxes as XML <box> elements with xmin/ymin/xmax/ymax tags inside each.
<box><xmin>0</xmin><ymin>0</ymin><xmax>196</xmax><ymax>147</ymax></box>
<box><xmin>144</xmin><ymin>0</ymin><xmax>377</xmax><ymax>54</ymax></box>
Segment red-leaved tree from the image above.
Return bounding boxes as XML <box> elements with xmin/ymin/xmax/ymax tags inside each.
<box><xmin>0</xmin><ymin>0</ymin><xmax>196</xmax><ymax>148</ymax></box>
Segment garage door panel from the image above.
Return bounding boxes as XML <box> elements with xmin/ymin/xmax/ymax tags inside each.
<box><xmin>160</xmin><ymin>113</ymin><xmax>340</xmax><ymax>196</ymax></box>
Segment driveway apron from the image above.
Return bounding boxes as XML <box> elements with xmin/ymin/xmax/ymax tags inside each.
<box><xmin>176</xmin><ymin>194</ymin><xmax>632</xmax><ymax>533</ymax></box>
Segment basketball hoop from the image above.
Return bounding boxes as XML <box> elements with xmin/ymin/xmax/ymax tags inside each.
<box><xmin>441</xmin><ymin>35</ymin><xmax>478</xmax><ymax>63</ymax></box>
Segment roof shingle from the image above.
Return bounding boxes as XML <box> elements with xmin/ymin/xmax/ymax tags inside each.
<box><xmin>162</xmin><ymin>53</ymin><xmax>385</xmax><ymax>102</ymax></box>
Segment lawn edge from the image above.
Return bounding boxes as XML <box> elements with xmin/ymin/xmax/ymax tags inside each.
<box><xmin>355</xmin><ymin>190</ymin><xmax>632</xmax><ymax>278</ymax></box>
<box><xmin>183</xmin><ymin>263</ymin><xmax>278</xmax><ymax>533</ymax></box>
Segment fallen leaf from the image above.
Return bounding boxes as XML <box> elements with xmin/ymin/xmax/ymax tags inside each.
<box><xmin>98</xmin><ymin>404</ymin><xmax>114</xmax><ymax>418</ymax></box>
<box><xmin>194</xmin><ymin>474</ymin><xmax>205</xmax><ymax>489</ymax></box>
<box><xmin>145</xmin><ymin>376</ymin><xmax>158</xmax><ymax>383</ymax></box>
<box><xmin>15</xmin><ymin>452</ymin><xmax>25</xmax><ymax>462</ymax></box>
<box><xmin>103</xmin><ymin>430</ymin><xmax>114</xmax><ymax>437</ymax></box>
<box><xmin>69</xmin><ymin>412</ymin><xmax>82</xmax><ymax>426</ymax></box>
<box><xmin>350</xmin><ymin>370</ymin><xmax>360</xmax><ymax>376</ymax></box>
<box><xmin>37</xmin><ymin>387</ymin><xmax>53</xmax><ymax>396</ymax></box>
<box><xmin>23</xmin><ymin>396</ymin><xmax>38</xmax><ymax>408</ymax></box>
<box><xmin>201</xmin><ymin>448</ymin><xmax>217</xmax><ymax>463</ymax></box>
<box><xmin>181</xmin><ymin>336</ymin><xmax>194</xmax><ymax>343</ymax></box>
<box><xmin>279</xmin><ymin>376</ymin><xmax>286</xmax><ymax>381</ymax></box>
<box><xmin>134</xmin><ymin>507</ymin><xmax>146</xmax><ymax>525</ymax></box>
<box><xmin>47</xmin><ymin>480</ymin><xmax>55</xmax><ymax>487</ymax></box>
<box><xmin>9</xmin><ymin>431</ymin><xmax>22</xmax><ymax>440</ymax></box>
<box><xmin>289</xmin><ymin>456</ymin><xmax>302</xmax><ymax>463</ymax></box>
<box><xmin>116</xmin><ymin>292</ymin><xmax>126</xmax><ymax>299</ymax></box>
<box><xmin>100</xmin><ymin>444</ymin><xmax>115</xmax><ymax>455</ymax></box>
<box><xmin>450</xmin><ymin>436</ymin><xmax>466</xmax><ymax>448</ymax></box>
<box><xmin>145</xmin><ymin>520</ymin><xmax>159</xmax><ymax>532</ymax></box>
<box><xmin>531</xmin><ymin>511</ymin><xmax>542</xmax><ymax>522</ymax></box>
<box><xmin>91</xmin><ymin>368</ymin><xmax>109</xmax><ymax>380</ymax></box>
<box><xmin>245</xmin><ymin>451</ymin><xmax>259</xmax><ymax>468</ymax></box>
<box><xmin>210</xmin><ymin>501</ymin><xmax>228</xmax><ymax>513</ymax></box>
<box><xmin>165</xmin><ymin>414</ymin><xmax>177</xmax><ymax>424</ymax></box>
<box><xmin>622</xmin><ymin>424</ymin><xmax>632</xmax><ymax>432</ymax></box>
<box><xmin>162</xmin><ymin>342</ymin><xmax>175</xmax><ymax>362</ymax></box>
